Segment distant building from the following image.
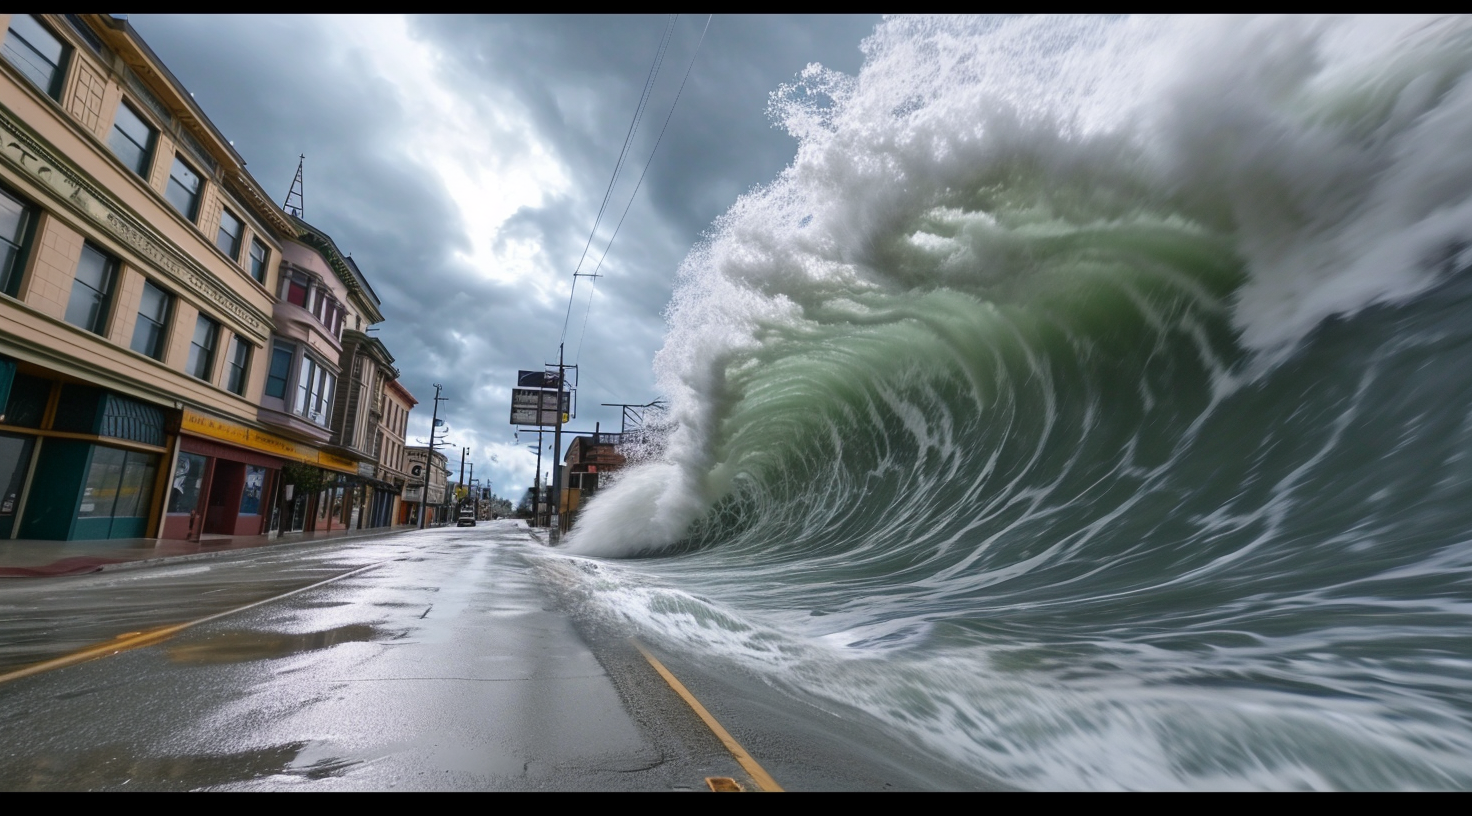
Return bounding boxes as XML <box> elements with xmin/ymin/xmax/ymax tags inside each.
<box><xmin>557</xmin><ymin>430</ymin><xmax>626</xmax><ymax>528</ymax></box>
<box><xmin>403</xmin><ymin>446</ymin><xmax>449</xmax><ymax>526</ymax></box>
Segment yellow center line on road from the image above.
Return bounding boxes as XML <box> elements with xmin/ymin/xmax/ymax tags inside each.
<box><xmin>0</xmin><ymin>560</ymin><xmax>393</xmax><ymax>685</ymax></box>
<box><xmin>631</xmin><ymin>638</ymin><xmax>784</xmax><ymax>792</ymax></box>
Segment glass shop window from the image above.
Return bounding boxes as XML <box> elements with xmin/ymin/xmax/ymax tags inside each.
<box><xmin>168</xmin><ymin>451</ymin><xmax>207</xmax><ymax>514</ymax></box>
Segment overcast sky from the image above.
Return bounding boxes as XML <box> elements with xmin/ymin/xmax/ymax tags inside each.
<box><xmin>126</xmin><ymin>14</ymin><xmax>881</xmax><ymax>497</ymax></box>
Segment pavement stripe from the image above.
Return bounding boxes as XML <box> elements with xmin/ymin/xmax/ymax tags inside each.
<box><xmin>631</xmin><ymin>638</ymin><xmax>784</xmax><ymax>793</ymax></box>
<box><xmin>0</xmin><ymin>560</ymin><xmax>392</xmax><ymax>685</ymax></box>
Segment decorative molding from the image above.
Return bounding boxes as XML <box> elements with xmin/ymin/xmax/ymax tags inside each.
<box><xmin>0</xmin><ymin>104</ymin><xmax>271</xmax><ymax>341</ymax></box>
<box><xmin>294</xmin><ymin>228</ymin><xmax>371</xmax><ymax>304</ymax></box>
<box><xmin>227</xmin><ymin>169</ymin><xmax>296</xmax><ymax>237</ymax></box>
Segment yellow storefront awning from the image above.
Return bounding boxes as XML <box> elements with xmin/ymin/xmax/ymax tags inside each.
<box><xmin>181</xmin><ymin>409</ymin><xmax>360</xmax><ymax>474</ymax></box>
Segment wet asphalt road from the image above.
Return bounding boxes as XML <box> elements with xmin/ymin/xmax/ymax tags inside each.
<box><xmin>0</xmin><ymin>522</ymin><xmax>991</xmax><ymax>791</ymax></box>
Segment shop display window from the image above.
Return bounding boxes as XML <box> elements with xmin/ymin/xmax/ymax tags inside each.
<box><xmin>240</xmin><ymin>465</ymin><xmax>266</xmax><ymax>515</ymax></box>
<box><xmin>168</xmin><ymin>451</ymin><xmax>207</xmax><ymax>514</ymax></box>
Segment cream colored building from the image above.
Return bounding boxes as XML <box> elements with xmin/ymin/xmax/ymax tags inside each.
<box><xmin>0</xmin><ymin>15</ymin><xmax>369</xmax><ymax>542</ymax></box>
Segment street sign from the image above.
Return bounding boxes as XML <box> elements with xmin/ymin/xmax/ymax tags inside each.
<box><xmin>510</xmin><ymin>387</ymin><xmax>570</xmax><ymax>426</ymax></box>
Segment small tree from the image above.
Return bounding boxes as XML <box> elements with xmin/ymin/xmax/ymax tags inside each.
<box><xmin>281</xmin><ymin>462</ymin><xmax>327</xmax><ymax>494</ymax></box>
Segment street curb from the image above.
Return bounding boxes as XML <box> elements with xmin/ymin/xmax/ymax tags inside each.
<box><xmin>91</xmin><ymin>526</ymin><xmax>421</xmax><ymax>575</ymax></box>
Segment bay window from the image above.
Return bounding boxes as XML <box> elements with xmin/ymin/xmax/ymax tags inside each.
<box><xmin>264</xmin><ymin>340</ymin><xmax>294</xmax><ymax>399</ymax></box>
<box><xmin>292</xmin><ymin>354</ymin><xmax>335</xmax><ymax>427</ymax></box>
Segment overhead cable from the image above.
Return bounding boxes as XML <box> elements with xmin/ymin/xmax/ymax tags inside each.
<box><xmin>573</xmin><ymin>14</ymin><xmax>714</xmax><ymax>366</ymax></box>
<box><xmin>561</xmin><ymin>14</ymin><xmax>678</xmax><ymax>345</ymax></box>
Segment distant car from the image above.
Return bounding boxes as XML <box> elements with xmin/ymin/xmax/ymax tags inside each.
<box><xmin>456</xmin><ymin>511</ymin><xmax>476</xmax><ymax>527</ymax></box>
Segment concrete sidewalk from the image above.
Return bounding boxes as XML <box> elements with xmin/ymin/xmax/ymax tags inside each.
<box><xmin>0</xmin><ymin>524</ymin><xmax>434</xmax><ymax>578</ymax></box>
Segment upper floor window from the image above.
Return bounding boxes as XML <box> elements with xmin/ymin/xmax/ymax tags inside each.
<box><xmin>225</xmin><ymin>335</ymin><xmax>250</xmax><ymax>396</ymax></box>
<box><xmin>248</xmin><ymin>238</ymin><xmax>269</xmax><ymax>284</ymax></box>
<box><xmin>165</xmin><ymin>155</ymin><xmax>201</xmax><ymax>221</ymax></box>
<box><xmin>313</xmin><ymin>292</ymin><xmax>344</xmax><ymax>338</ymax></box>
<box><xmin>263</xmin><ymin>340</ymin><xmax>294</xmax><ymax>399</ymax></box>
<box><xmin>130</xmin><ymin>279</ymin><xmax>171</xmax><ymax>360</ymax></box>
<box><xmin>293</xmin><ymin>354</ymin><xmax>335</xmax><ymax>427</ymax></box>
<box><xmin>108</xmin><ymin>101</ymin><xmax>155</xmax><ymax>178</ymax></box>
<box><xmin>280</xmin><ymin>267</ymin><xmax>310</xmax><ymax>308</ymax></box>
<box><xmin>216</xmin><ymin>207</ymin><xmax>243</xmax><ymax>260</ymax></box>
<box><xmin>0</xmin><ymin>185</ymin><xmax>37</xmax><ymax>298</ymax></box>
<box><xmin>2</xmin><ymin>15</ymin><xmax>68</xmax><ymax>100</ymax></box>
<box><xmin>62</xmin><ymin>15</ymin><xmax>102</xmax><ymax>55</ymax></box>
<box><xmin>187</xmin><ymin>313</ymin><xmax>218</xmax><ymax>381</ymax></box>
<box><xmin>66</xmin><ymin>243</ymin><xmax>116</xmax><ymax>335</ymax></box>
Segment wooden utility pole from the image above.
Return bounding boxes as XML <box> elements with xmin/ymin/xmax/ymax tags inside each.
<box><xmin>419</xmin><ymin>383</ymin><xmax>447</xmax><ymax>529</ymax></box>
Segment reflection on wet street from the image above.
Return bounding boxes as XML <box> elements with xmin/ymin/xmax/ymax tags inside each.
<box><xmin>0</xmin><ymin>523</ymin><xmax>747</xmax><ymax>791</ymax></box>
<box><xmin>165</xmin><ymin>624</ymin><xmax>381</xmax><ymax>665</ymax></box>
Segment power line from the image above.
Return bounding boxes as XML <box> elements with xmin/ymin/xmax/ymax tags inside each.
<box><xmin>561</xmin><ymin>14</ymin><xmax>678</xmax><ymax>344</ymax></box>
<box><xmin>573</xmin><ymin>14</ymin><xmax>713</xmax><ymax>366</ymax></box>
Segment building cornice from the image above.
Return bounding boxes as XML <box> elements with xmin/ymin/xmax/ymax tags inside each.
<box><xmin>287</xmin><ymin>215</ymin><xmax>385</xmax><ymax>324</ymax></box>
<box><xmin>79</xmin><ymin>15</ymin><xmax>298</xmax><ymax>245</ymax></box>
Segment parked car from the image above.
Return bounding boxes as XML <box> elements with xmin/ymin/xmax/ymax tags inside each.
<box><xmin>457</xmin><ymin>509</ymin><xmax>476</xmax><ymax>527</ymax></box>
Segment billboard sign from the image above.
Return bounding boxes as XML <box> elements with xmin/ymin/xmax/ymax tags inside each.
<box><xmin>517</xmin><ymin>370</ymin><xmax>561</xmax><ymax>389</ymax></box>
<box><xmin>510</xmin><ymin>387</ymin><xmax>570</xmax><ymax>426</ymax></box>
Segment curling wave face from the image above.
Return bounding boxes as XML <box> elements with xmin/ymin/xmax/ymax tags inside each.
<box><xmin>553</xmin><ymin>16</ymin><xmax>1472</xmax><ymax>789</ymax></box>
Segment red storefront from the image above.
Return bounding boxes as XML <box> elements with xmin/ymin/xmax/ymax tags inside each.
<box><xmin>160</xmin><ymin>409</ymin><xmax>356</xmax><ymax>540</ymax></box>
<box><xmin>161</xmin><ymin>434</ymin><xmax>285</xmax><ymax>540</ymax></box>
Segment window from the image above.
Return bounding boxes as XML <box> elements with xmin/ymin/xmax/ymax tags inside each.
<box><xmin>0</xmin><ymin>186</ymin><xmax>36</xmax><ymax>298</ymax></box>
<box><xmin>108</xmin><ymin>101</ymin><xmax>155</xmax><ymax>178</ymax></box>
<box><xmin>281</xmin><ymin>268</ymin><xmax>310</xmax><ymax>308</ymax></box>
<box><xmin>187</xmin><ymin>314</ymin><xmax>218</xmax><ymax>381</ymax></box>
<box><xmin>313</xmin><ymin>293</ymin><xmax>344</xmax><ymax>337</ymax></box>
<box><xmin>66</xmin><ymin>244</ymin><xmax>116</xmax><ymax>334</ymax></box>
<box><xmin>216</xmin><ymin>207</ymin><xmax>243</xmax><ymax>259</ymax></box>
<box><xmin>165</xmin><ymin>155</ymin><xmax>201</xmax><ymax>221</ymax></box>
<box><xmin>129</xmin><ymin>279</ymin><xmax>171</xmax><ymax>360</ymax></box>
<box><xmin>63</xmin><ymin>15</ymin><xmax>103</xmax><ymax>55</ymax></box>
<box><xmin>264</xmin><ymin>340</ymin><xmax>294</xmax><ymax>399</ymax></box>
<box><xmin>225</xmin><ymin>335</ymin><xmax>250</xmax><ymax>396</ymax></box>
<box><xmin>168</xmin><ymin>451</ymin><xmax>207</xmax><ymax>514</ymax></box>
<box><xmin>293</xmin><ymin>354</ymin><xmax>335</xmax><ymax>427</ymax></box>
<box><xmin>240</xmin><ymin>465</ymin><xmax>266</xmax><ymax>515</ymax></box>
<box><xmin>248</xmin><ymin>238</ymin><xmax>269</xmax><ymax>284</ymax></box>
<box><xmin>80</xmin><ymin>446</ymin><xmax>157</xmax><ymax>525</ymax></box>
<box><xmin>3</xmin><ymin>15</ymin><xmax>68</xmax><ymax>99</ymax></box>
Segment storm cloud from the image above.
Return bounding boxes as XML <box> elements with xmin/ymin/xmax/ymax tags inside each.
<box><xmin>127</xmin><ymin>14</ymin><xmax>879</xmax><ymax>496</ymax></box>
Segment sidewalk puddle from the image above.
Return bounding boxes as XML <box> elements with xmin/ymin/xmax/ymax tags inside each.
<box><xmin>166</xmin><ymin>624</ymin><xmax>379</xmax><ymax>664</ymax></box>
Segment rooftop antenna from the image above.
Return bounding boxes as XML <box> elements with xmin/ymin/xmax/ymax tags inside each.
<box><xmin>283</xmin><ymin>154</ymin><xmax>305</xmax><ymax>219</ymax></box>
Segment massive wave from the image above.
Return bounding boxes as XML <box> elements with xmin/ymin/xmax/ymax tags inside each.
<box><xmin>550</xmin><ymin>16</ymin><xmax>1472</xmax><ymax>789</ymax></box>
